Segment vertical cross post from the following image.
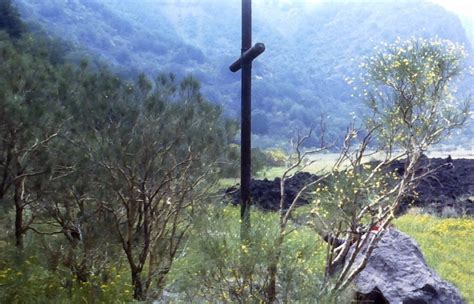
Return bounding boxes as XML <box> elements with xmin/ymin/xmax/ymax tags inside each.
<box><xmin>230</xmin><ymin>0</ymin><xmax>265</xmax><ymax>238</ymax></box>
<box><xmin>240</xmin><ymin>0</ymin><xmax>252</xmax><ymax>234</ymax></box>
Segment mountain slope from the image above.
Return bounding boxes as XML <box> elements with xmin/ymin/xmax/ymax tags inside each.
<box><xmin>15</xmin><ymin>0</ymin><xmax>204</xmax><ymax>77</ymax></box>
<box><xmin>14</xmin><ymin>0</ymin><xmax>473</xmax><ymax>147</ymax></box>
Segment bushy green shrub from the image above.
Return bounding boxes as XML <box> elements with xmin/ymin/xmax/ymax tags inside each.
<box><xmin>220</xmin><ymin>146</ymin><xmax>286</xmax><ymax>178</ymax></box>
<box><xmin>263</xmin><ymin>149</ymin><xmax>287</xmax><ymax>167</ymax></box>
<box><xmin>0</xmin><ymin>242</ymin><xmax>133</xmax><ymax>303</ymax></box>
<box><xmin>168</xmin><ymin>205</ymin><xmax>329</xmax><ymax>303</ymax></box>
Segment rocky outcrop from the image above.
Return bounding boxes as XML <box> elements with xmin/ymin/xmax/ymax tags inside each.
<box><xmin>225</xmin><ymin>172</ymin><xmax>321</xmax><ymax>210</ymax></box>
<box><xmin>352</xmin><ymin>228</ymin><xmax>465</xmax><ymax>304</ymax></box>
<box><xmin>225</xmin><ymin>157</ymin><xmax>474</xmax><ymax>215</ymax></box>
<box><xmin>393</xmin><ymin>157</ymin><xmax>474</xmax><ymax>216</ymax></box>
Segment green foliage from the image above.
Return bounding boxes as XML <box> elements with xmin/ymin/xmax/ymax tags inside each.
<box><xmin>0</xmin><ymin>32</ymin><xmax>66</xmax><ymax>248</ymax></box>
<box><xmin>251</xmin><ymin>148</ymin><xmax>271</xmax><ymax>175</ymax></box>
<box><xmin>0</xmin><ymin>4</ymin><xmax>472</xmax><ymax>303</ymax></box>
<box><xmin>0</xmin><ymin>243</ymin><xmax>133</xmax><ymax>303</ymax></box>
<box><xmin>169</xmin><ymin>205</ymin><xmax>329</xmax><ymax>303</ymax></box>
<box><xmin>396</xmin><ymin>214</ymin><xmax>474</xmax><ymax>303</ymax></box>
<box><xmin>220</xmin><ymin>143</ymin><xmax>240</xmax><ymax>178</ymax></box>
<box><xmin>311</xmin><ymin>166</ymin><xmax>399</xmax><ymax>231</ymax></box>
<box><xmin>360</xmin><ymin>37</ymin><xmax>470</xmax><ymax>151</ymax></box>
<box><xmin>2</xmin><ymin>209</ymin><xmax>471</xmax><ymax>303</ymax></box>
<box><xmin>0</xmin><ymin>18</ymin><xmax>237</xmax><ymax>300</ymax></box>
<box><xmin>302</xmin><ymin>37</ymin><xmax>470</xmax><ymax>298</ymax></box>
<box><xmin>0</xmin><ymin>35</ymin><xmax>64</xmax><ymax>131</ymax></box>
<box><xmin>14</xmin><ymin>0</ymin><xmax>474</xmax><ymax>147</ymax></box>
<box><xmin>220</xmin><ymin>146</ymin><xmax>286</xmax><ymax>178</ymax></box>
<box><xmin>0</xmin><ymin>0</ymin><xmax>25</xmax><ymax>38</ymax></box>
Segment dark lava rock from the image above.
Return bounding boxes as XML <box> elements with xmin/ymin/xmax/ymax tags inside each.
<box><xmin>225</xmin><ymin>172</ymin><xmax>320</xmax><ymax>211</ymax></box>
<box><xmin>225</xmin><ymin>156</ymin><xmax>474</xmax><ymax>215</ymax></box>
<box><xmin>393</xmin><ymin>156</ymin><xmax>474</xmax><ymax>216</ymax></box>
<box><xmin>352</xmin><ymin>228</ymin><xmax>465</xmax><ymax>304</ymax></box>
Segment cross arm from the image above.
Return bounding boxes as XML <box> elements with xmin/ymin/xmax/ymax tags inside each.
<box><xmin>229</xmin><ymin>42</ymin><xmax>266</xmax><ymax>72</ymax></box>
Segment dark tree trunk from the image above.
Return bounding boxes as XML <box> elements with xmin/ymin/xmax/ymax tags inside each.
<box><xmin>0</xmin><ymin>130</ymin><xmax>15</xmax><ymax>201</ymax></box>
<box><xmin>266</xmin><ymin>233</ymin><xmax>284</xmax><ymax>303</ymax></box>
<box><xmin>14</xmin><ymin>177</ymin><xmax>24</xmax><ymax>249</ymax></box>
<box><xmin>266</xmin><ymin>262</ymin><xmax>277</xmax><ymax>303</ymax></box>
<box><xmin>132</xmin><ymin>269</ymin><xmax>146</xmax><ymax>301</ymax></box>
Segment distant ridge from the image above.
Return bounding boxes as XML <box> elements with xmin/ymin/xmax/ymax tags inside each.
<box><xmin>15</xmin><ymin>0</ymin><xmax>474</xmax><ymax>147</ymax></box>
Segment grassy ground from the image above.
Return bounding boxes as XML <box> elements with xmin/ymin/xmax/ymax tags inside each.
<box><xmin>1</xmin><ymin>206</ymin><xmax>472</xmax><ymax>302</ymax></box>
<box><xmin>426</xmin><ymin>146</ymin><xmax>474</xmax><ymax>159</ymax></box>
<box><xmin>395</xmin><ymin>214</ymin><xmax>474</xmax><ymax>303</ymax></box>
<box><xmin>222</xmin><ymin>147</ymin><xmax>474</xmax><ymax>185</ymax></box>
<box><xmin>4</xmin><ymin>148</ymin><xmax>473</xmax><ymax>302</ymax></box>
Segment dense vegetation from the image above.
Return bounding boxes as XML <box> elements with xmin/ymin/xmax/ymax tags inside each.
<box><xmin>1</xmin><ymin>0</ymin><xmax>473</xmax><ymax>303</ymax></box>
<box><xmin>14</xmin><ymin>0</ymin><xmax>474</xmax><ymax>148</ymax></box>
<box><xmin>1</xmin><ymin>2</ymin><xmax>236</xmax><ymax>300</ymax></box>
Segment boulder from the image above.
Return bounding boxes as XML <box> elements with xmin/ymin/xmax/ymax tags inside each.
<box><xmin>351</xmin><ymin>228</ymin><xmax>465</xmax><ymax>304</ymax></box>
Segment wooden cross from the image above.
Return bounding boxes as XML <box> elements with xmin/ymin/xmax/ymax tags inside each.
<box><xmin>229</xmin><ymin>0</ymin><xmax>265</xmax><ymax>233</ymax></box>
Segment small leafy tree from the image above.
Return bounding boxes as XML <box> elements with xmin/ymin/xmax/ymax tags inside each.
<box><xmin>309</xmin><ymin>37</ymin><xmax>470</xmax><ymax>300</ymax></box>
<box><xmin>0</xmin><ymin>37</ymin><xmax>63</xmax><ymax>248</ymax></box>
<box><xmin>265</xmin><ymin>131</ymin><xmax>327</xmax><ymax>302</ymax></box>
<box><xmin>241</xmin><ymin>38</ymin><xmax>471</xmax><ymax>303</ymax></box>
<box><xmin>35</xmin><ymin>64</ymin><xmax>127</xmax><ymax>285</ymax></box>
<box><xmin>362</xmin><ymin>37</ymin><xmax>469</xmax><ymax>153</ymax></box>
<box><xmin>90</xmin><ymin>74</ymin><xmax>234</xmax><ymax>300</ymax></box>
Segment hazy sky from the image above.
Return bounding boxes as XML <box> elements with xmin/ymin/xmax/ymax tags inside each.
<box><xmin>432</xmin><ymin>0</ymin><xmax>474</xmax><ymax>18</ymax></box>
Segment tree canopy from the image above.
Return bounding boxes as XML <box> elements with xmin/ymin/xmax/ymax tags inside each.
<box><xmin>360</xmin><ymin>38</ymin><xmax>470</xmax><ymax>152</ymax></box>
<box><xmin>0</xmin><ymin>0</ymin><xmax>25</xmax><ymax>38</ymax></box>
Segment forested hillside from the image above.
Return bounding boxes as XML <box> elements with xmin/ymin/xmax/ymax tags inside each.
<box><xmin>14</xmin><ymin>0</ymin><xmax>474</xmax><ymax>147</ymax></box>
<box><xmin>2</xmin><ymin>1</ymin><xmax>474</xmax><ymax>302</ymax></box>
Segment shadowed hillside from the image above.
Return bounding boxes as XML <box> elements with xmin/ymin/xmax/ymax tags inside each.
<box><xmin>15</xmin><ymin>0</ymin><xmax>474</xmax><ymax>147</ymax></box>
